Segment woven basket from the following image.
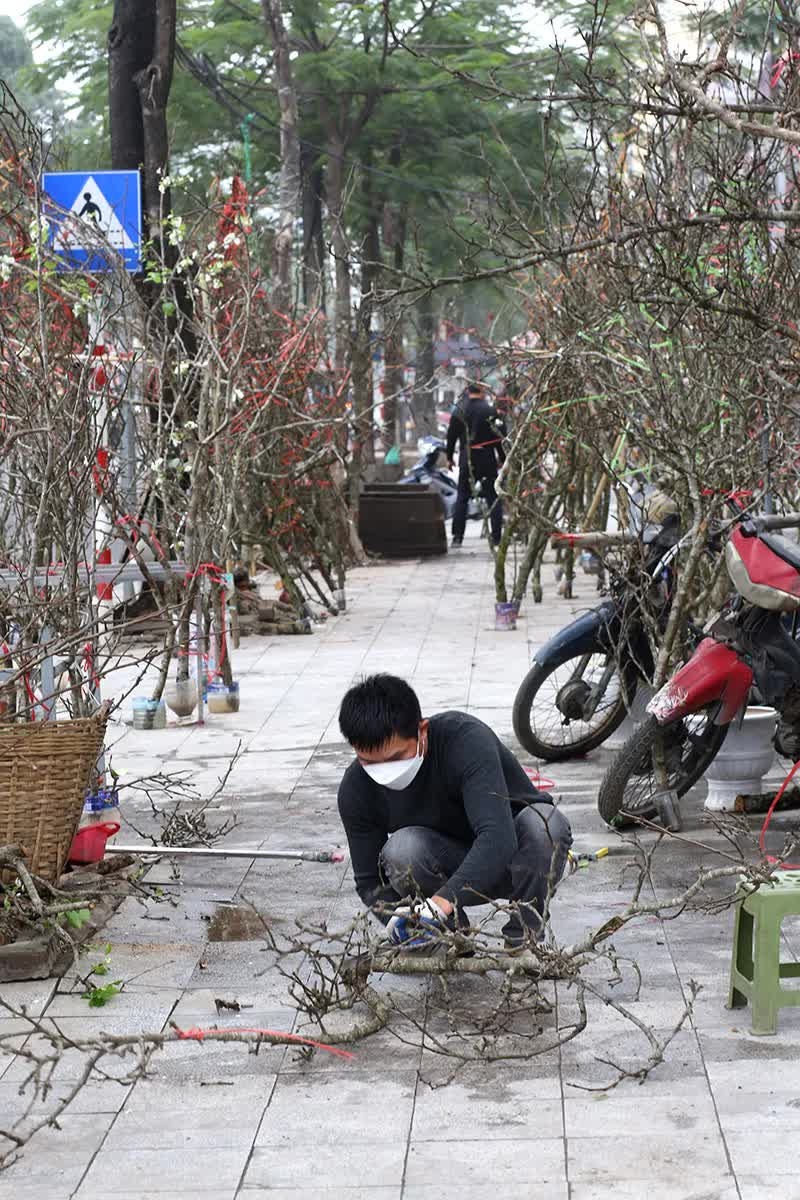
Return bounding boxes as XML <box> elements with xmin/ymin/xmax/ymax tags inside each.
<box><xmin>0</xmin><ymin>703</ymin><xmax>110</xmax><ymax>881</ymax></box>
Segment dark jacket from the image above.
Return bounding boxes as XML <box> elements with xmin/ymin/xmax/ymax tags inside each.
<box><xmin>337</xmin><ymin>711</ymin><xmax>552</xmax><ymax>912</ymax></box>
<box><xmin>446</xmin><ymin>394</ymin><xmax>506</xmax><ymax>478</ymax></box>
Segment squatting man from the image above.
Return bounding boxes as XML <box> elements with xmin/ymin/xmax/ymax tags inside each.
<box><xmin>337</xmin><ymin>674</ymin><xmax>572</xmax><ymax>950</ymax></box>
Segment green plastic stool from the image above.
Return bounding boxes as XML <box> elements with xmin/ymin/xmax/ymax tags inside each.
<box><xmin>728</xmin><ymin>871</ymin><xmax>800</xmax><ymax>1035</ymax></box>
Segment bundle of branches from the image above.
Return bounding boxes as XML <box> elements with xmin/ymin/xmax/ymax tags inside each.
<box><xmin>515</xmin><ymin>232</ymin><xmax>799</xmax><ymax>678</ymax></box>
<box><xmin>493</xmin><ymin>350</ymin><xmax>618</xmax><ymax>607</ymax></box>
<box><xmin>230</xmin><ymin>819</ymin><xmax>792</xmax><ymax>1087</ymax></box>
<box><xmin>0</xmin><ymin>88</ymin><xmax>154</xmax><ymax>719</ymax></box>
<box><xmin>0</xmin><ymin>841</ymin><xmax>133</xmax><ymax>961</ymax></box>
<box><xmin>464</xmin><ymin>2</ymin><xmax>800</xmax><ymax>674</ymax></box>
<box><xmin>0</xmin><ymin>88</ymin><xmax>359</xmax><ymax>716</ymax></box>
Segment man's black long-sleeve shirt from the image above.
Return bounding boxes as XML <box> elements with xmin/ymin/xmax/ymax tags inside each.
<box><xmin>337</xmin><ymin>711</ymin><xmax>551</xmax><ymax>911</ymax></box>
<box><xmin>446</xmin><ymin>395</ymin><xmax>506</xmax><ymax>475</ymax></box>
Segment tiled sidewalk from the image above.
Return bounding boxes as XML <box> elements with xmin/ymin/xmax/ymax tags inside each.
<box><xmin>0</xmin><ymin>529</ymin><xmax>796</xmax><ymax>1199</ymax></box>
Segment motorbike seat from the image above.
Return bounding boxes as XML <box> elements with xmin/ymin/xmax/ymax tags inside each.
<box><xmin>643</xmin><ymin>512</ymin><xmax>681</xmax><ymax>549</ymax></box>
<box><xmin>761</xmin><ymin>532</ymin><xmax>800</xmax><ymax>575</ymax></box>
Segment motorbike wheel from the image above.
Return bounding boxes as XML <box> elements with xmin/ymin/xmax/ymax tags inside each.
<box><xmin>512</xmin><ymin>653</ymin><xmax>635</xmax><ymax>762</ymax></box>
<box><xmin>597</xmin><ymin>711</ymin><xmax>728</xmax><ymax>827</ymax></box>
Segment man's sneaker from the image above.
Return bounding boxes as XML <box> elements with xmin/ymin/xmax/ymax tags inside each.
<box><xmin>451</xmin><ymin>538</ymin><xmax>463</xmax><ymax>548</ymax></box>
<box><xmin>503</xmin><ymin>930</ymin><xmax>543</xmax><ymax>954</ymax></box>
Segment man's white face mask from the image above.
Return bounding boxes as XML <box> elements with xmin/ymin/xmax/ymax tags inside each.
<box><xmin>361</xmin><ymin>735</ymin><xmax>424</xmax><ymax>790</ymax></box>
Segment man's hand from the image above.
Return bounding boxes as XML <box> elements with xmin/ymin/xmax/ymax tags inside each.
<box><xmin>387</xmin><ymin>898</ymin><xmax>451</xmax><ymax>948</ymax></box>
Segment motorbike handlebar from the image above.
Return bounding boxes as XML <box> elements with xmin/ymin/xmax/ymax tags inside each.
<box><xmin>744</xmin><ymin>512</ymin><xmax>800</xmax><ymax>534</ymax></box>
<box><xmin>761</xmin><ymin>512</ymin><xmax>800</xmax><ymax>531</ymax></box>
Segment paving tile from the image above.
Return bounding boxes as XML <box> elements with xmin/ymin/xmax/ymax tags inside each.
<box><xmin>0</xmin><ymin>1015</ymin><xmax>42</xmax><ymax>1042</ymax></box>
<box><xmin>44</xmin><ymin>986</ymin><xmax>183</xmax><ymax>1021</ymax></box>
<box><xmin>58</xmin><ymin>941</ymin><xmax>202</xmax><ymax>991</ymax></box>
<box><xmin>404</xmin><ymin>1138</ymin><xmax>566</xmax><ymax>1188</ymax></box>
<box><xmin>564</xmin><ymin>1091</ymin><xmax>718</xmax><ymax>1138</ymax></box>
<box><xmin>170</xmin><ymin>987</ymin><xmax>295</xmax><ymax>1020</ymax></box>
<box><xmin>0</xmin><ymin>1078</ymin><xmax>129</xmax><ymax>1121</ymax></box>
<box><xmin>727</xmin><ymin>1129</ymin><xmax>800</xmax><ymax>1177</ymax></box>
<box><xmin>82</xmin><ymin>1195</ymin><xmax>236</xmax><ymax>1200</ymax></box>
<box><xmin>0</xmin><ymin>980</ymin><xmax>56</xmax><ymax>1018</ymax></box>
<box><xmin>0</xmin><ymin>1185</ymin><xmax>74</xmax><ymax>1200</ymax></box>
<box><xmin>403</xmin><ymin>1189</ymin><xmax>566</xmax><ymax>1200</ymax></box>
<box><xmin>569</xmin><ymin>1184</ymin><xmax>738</xmax><ymax>1200</ymax></box>
<box><xmin>412</xmin><ymin>1074</ymin><xmax>563</xmax><ymax>1139</ymax></box>
<box><xmin>737</xmin><ymin>1176</ymin><xmax>800</xmax><ymax>1199</ymax></box>
<box><xmin>105</xmin><ymin>1074</ymin><xmax>274</xmax><ymax>1150</ymax></box>
<box><xmin>78</xmin><ymin>1148</ymin><xmax>249</xmax><ymax>1195</ymax></box>
<box><xmin>714</xmin><ymin>1083</ymin><xmax>800</xmax><ymax>1131</ymax></box>
<box><xmin>566</xmin><ymin>1133</ymin><xmax>730</xmax><ymax>1184</ymax></box>
<box><xmin>257</xmin><ymin>1070</ymin><xmax>415</xmax><ymax>1146</ymax></box>
<box><xmin>560</xmin><ymin>1030</ymin><xmax>705</xmax><ymax>1092</ymax></box>
<box><xmin>183</xmin><ymin>944</ymin><xmax>275</xmax><ymax>990</ymax></box>
<box><xmin>704</xmin><ymin>1056</ymin><xmax>800</xmax><ymax>1097</ymax></box>
<box><xmin>0</xmin><ymin>1112</ymin><xmax>114</xmax><ymax>1196</ymax></box>
<box><xmin>243</xmin><ymin>1142</ymin><xmax>406</xmax><ymax>1189</ymax></box>
<box><xmin>239</xmin><ymin>1191</ymin><xmax>400</xmax><ymax>1199</ymax></box>
<box><xmin>2</xmin><ymin>1032</ymin><xmax>140</xmax><ymax>1084</ymax></box>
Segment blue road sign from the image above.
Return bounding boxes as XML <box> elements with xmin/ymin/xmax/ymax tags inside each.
<box><xmin>42</xmin><ymin>170</ymin><xmax>142</xmax><ymax>272</ymax></box>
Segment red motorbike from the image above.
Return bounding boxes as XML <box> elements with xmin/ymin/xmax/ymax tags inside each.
<box><xmin>597</xmin><ymin>508</ymin><xmax>800</xmax><ymax>826</ymax></box>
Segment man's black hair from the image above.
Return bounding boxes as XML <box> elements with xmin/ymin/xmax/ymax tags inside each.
<box><xmin>339</xmin><ymin>674</ymin><xmax>422</xmax><ymax>750</ymax></box>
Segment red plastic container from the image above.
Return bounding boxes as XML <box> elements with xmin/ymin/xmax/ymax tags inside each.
<box><xmin>68</xmin><ymin>821</ymin><xmax>120</xmax><ymax>866</ymax></box>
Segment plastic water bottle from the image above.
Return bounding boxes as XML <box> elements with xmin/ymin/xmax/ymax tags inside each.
<box><xmin>80</xmin><ymin>787</ymin><xmax>120</xmax><ymax>829</ymax></box>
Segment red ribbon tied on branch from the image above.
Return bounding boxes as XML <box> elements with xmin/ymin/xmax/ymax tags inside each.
<box><xmin>771</xmin><ymin>51</ymin><xmax>800</xmax><ymax>89</ymax></box>
<box><xmin>173</xmin><ymin>1025</ymin><xmax>354</xmax><ymax>1058</ymax></box>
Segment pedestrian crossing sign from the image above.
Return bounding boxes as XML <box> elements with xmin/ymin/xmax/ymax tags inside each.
<box><xmin>41</xmin><ymin>170</ymin><xmax>142</xmax><ymax>272</ymax></box>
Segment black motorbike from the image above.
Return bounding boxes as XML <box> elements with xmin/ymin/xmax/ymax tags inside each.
<box><xmin>512</xmin><ymin>513</ymin><xmax>699</xmax><ymax>761</ymax></box>
<box><xmin>399</xmin><ymin>437</ymin><xmax>481</xmax><ymax>522</ymax></box>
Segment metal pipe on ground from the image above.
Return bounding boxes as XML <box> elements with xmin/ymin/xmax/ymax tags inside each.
<box><xmin>106</xmin><ymin>844</ymin><xmax>344</xmax><ymax>863</ymax></box>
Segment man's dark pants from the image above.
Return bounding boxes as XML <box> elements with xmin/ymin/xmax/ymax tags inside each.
<box><xmin>379</xmin><ymin>803</ymin><xmax>572</xmax><ymax>945</ymax></box>
<box><xmin>452</xmin><ymin>468</ymin><xmax>503</xmax><ymax>545</ymax></box>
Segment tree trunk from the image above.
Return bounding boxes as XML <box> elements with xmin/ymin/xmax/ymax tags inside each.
<box><xmin>324</xmin><ymin>131</ymin><xmax>351</xmax><ymax>372</ymax></box>
<box><xmin>414</xmin><ymin>290</ymin><xmax>436</xmax><ymax>436</ymax></box>
<box><xmin>301</xmin><ymin>143</ymin><xmax>325</xmax><ymax>307</ymax></box>
<box><xmin>108</xmin><ymin>0</ymin><xmax>154</xmax><ymax>173</ymax></box>
<box><xmin>349</xmin><ymin>297</ymin><xmax>374</xmax><ymax>495</ymax></box>
<box><xmin>261</xmin><ymin>0</ymin><xmax>300</xmax><ymax>316</ymax></box>
<box><xmin>381</xmin><ymin>177</ymin><xmax>405</xmax><ymax>451</ymax></box>
<box><xmin>356</xmin><ymin>207</ymin><xmax>380</xmax><ymax>468</ymax></box>
<box><xmin>133</xmin><ymin>0</ymin><xmax>175</xmax><ymax>243</ymax></box>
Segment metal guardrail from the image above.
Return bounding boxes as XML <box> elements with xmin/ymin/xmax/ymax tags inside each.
<box><xmin>0</xmin><ymin>561</ymin><xmax>187</xmax><ymax>588</ymax></box>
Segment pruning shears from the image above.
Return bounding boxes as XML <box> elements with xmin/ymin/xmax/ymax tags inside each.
<box><xmin>568</xmin><ymin>847</ymin><xmax>609</xmax><ymax>871</ymax></box>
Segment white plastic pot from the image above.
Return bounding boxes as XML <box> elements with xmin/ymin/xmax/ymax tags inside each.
<box><xmin>704</xmin><ymin>706</ymin><xmax>777</xmax><ymax>812</ymax></box>
<box><xmin>165</xmin><ymin>677</ymin><xmax>198</xmax><ymax>719</ymax></box>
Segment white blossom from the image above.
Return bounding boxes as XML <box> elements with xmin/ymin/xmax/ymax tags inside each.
<box><xmin>28</xmin><ymin>214</ymin><xmax>49</xmax><ymax>244</ymax></box>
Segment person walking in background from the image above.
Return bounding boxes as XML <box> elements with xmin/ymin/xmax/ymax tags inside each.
<box><xmin>446</xmin><ymin>381</ymin><xmax>506</xmax><ymax>548</ymax></box>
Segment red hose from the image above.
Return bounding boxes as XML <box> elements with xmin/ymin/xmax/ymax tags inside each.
<box><xmin>759</xmin><ymin>757</ymin><xmax>800</xmax><ymax>869</ymax></box>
